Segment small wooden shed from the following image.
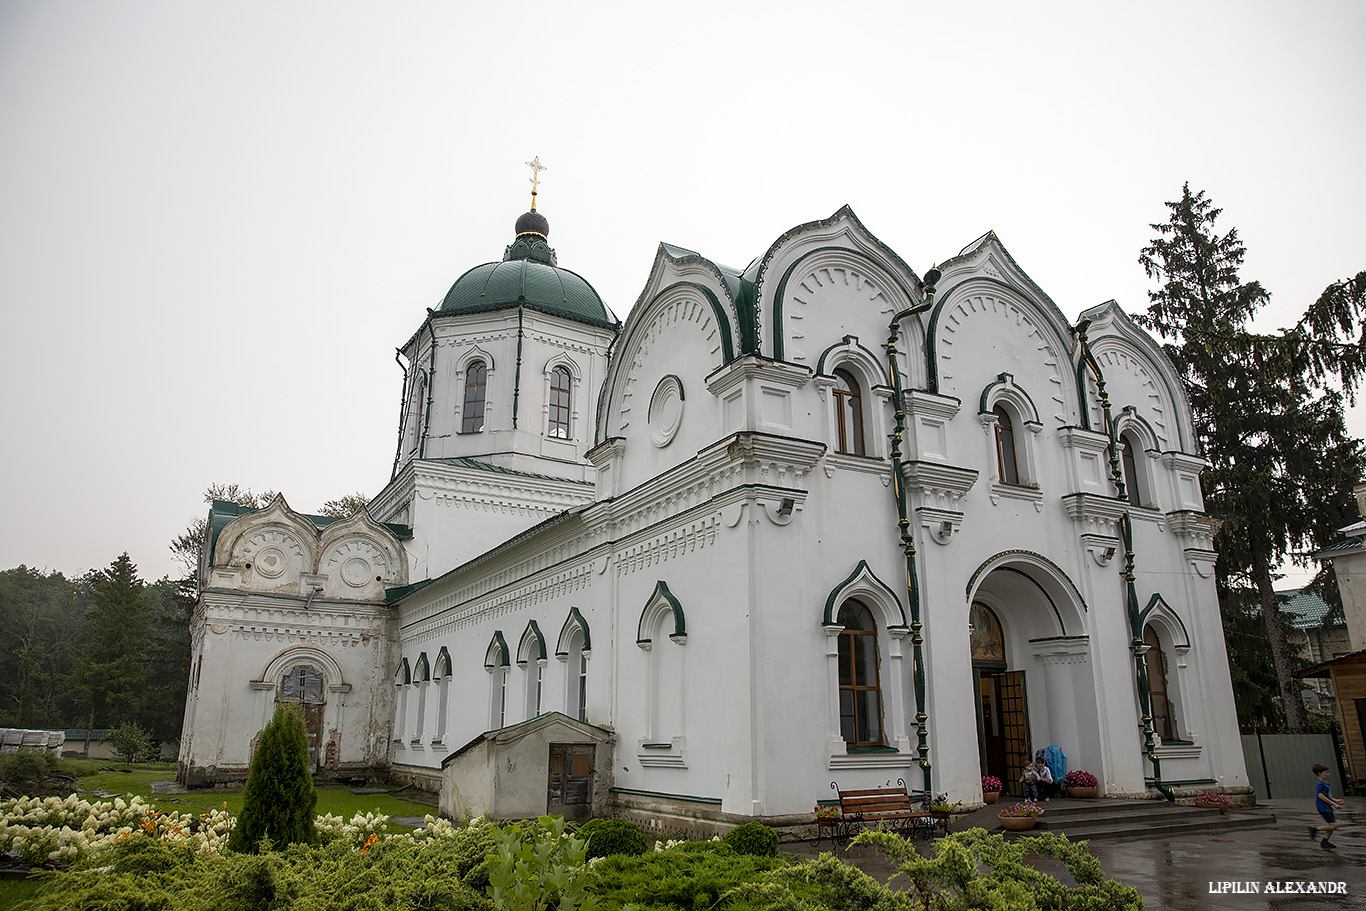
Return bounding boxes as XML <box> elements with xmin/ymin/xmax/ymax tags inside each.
<box><xmin>1301</xmin><ymin>647</ymin><xmax>1366</xmax><ymax>782</ymax></box>
<box><xmin>439</xmin><ymin>712</ymin><xmax>614</xmax><ymax>822</ymax></box>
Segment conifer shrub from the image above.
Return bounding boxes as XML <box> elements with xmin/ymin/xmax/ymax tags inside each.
<box><xmin>584</xmin><ymin>840</ymin><xmax>792</xmax><ymax>910</ymax></box>
<box><xmin>576</xmin><ymin>817</ymin><xmax>647</xmax><ymax>859</ymax></box>
<box><xmin>229</xmin><ymin>703</ymin><xmax>318</xmax><ymax>853</ymax></box>
<box><xmin>722</xmin><ymin>821</ymin><xmax>777</xmax><ymax>857</ymax></box>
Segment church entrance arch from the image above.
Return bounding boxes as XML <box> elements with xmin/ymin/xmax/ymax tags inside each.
<box><xmin>967</xmin><ymin>554</ymin><xmax>1098</xmax><ymax>797</ymax></box>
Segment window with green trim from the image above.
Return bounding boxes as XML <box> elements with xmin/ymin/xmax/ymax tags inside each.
<box><xmin>837</xmin><ymin>600</ymin><xmax>883</xmax><ymax>746</ymax></box>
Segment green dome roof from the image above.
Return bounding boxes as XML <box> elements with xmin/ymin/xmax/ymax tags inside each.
<box><xmin>438</xmin><ymin>211</ymin><xmax>614</xmax><ymax>329</ymax></box>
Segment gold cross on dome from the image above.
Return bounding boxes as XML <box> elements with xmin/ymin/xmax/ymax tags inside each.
<box><xmin>527</xmin><ymin>156</ymin><xmax>547</xmax><ymax>209</ymax></box>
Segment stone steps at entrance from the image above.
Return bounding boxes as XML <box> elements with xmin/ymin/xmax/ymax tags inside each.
<box><xmin>987</xmin><ymin>798</ymin><xmax>1278</xmax><ymax>842</ymax></box>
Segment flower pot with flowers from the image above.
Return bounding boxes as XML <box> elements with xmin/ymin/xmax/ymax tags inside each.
<box><xmin>981</xmin><ymin>776</ymin><xmax>1003</xmax><ymax>804</ymax></box>
<box><xmin>1062</xmin><ymin>770</ymin><xmax>1098</xmax><ymax>798</ymax></box>
<box><xmin>1191</xmin><ymin>792</ymin><xmax>1235</xmax><ymax>814</ymax></box>
<box><xmin>998</xmin><ymin>799</ymin><xmax>1045</xmax><ymax>831</ymax></box>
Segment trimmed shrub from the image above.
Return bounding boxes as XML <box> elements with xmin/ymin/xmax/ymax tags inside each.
<box><xmin>584</xmin><ymin>840</ymin><xmax>791</xmax><ymax>910</ymax></box>
<box><xmin>576</xmin><ymin>818</ymin><xmax>647</xmax><ymax>859</ymax></box>
<box><xmin>229</xmin><ymin>703</ymin><xmax>318</xmax><ymax>853</ymax></box>
<box><xmin>0</xmin><ymin>747</ymin><xmax>56</xmax><ymax>782</ymax></box>
<box><xmin>722</xmin><ymin>821</ymin><xmax>777</xmax><ymax>857</ymax></box>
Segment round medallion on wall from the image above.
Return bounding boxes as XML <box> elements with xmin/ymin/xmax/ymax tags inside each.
<box><xmin>648</xmin><ymin>375</ymin><xmax>684</xmax><ymax>448</ymax></box>
<box><xmin>340</xmin><ymin>556</ymin><xmax>372</xmax><ymax>588</ymax></box>
<box><xmin>254</xmin><ymin>546</ymin><xmax>289</xmax><ymax>578</ymax></box>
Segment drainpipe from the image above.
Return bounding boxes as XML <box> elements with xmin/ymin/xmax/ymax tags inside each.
<box><xmin>419</xmin><ymin>317</ymin><xmax>437</xmax><ymax>459</ymax></box>
<box><xmin>513</xmin><ymin>303</ymin><xmax>525</xmax><ymax>428</ymax></box>
<box><xmin>1074</xmin><ymin>318</ymin><xmax>1168</xmax><ymax>800</ymax></box>
<box><xmin>883</xmin><ymin>266</ymin><xmax>941</xmax><ymax>794</ymax></box>
<box><xmin>391</xmin><ymin>348</ymin><xmax>410</xmax><ymax>481</ymax></box>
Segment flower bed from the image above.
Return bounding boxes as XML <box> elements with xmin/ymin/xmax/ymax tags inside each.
<box><xmin>0</xmin><ymin>793</ymin><xmax>466</xmax><ymax>868</ymax></box>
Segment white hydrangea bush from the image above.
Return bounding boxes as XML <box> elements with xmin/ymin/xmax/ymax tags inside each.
<box><xmin>0</xmin><ymin>795</ymin><xmax>488</xmax><ymax>867</ymax></box>
<box><xmin>0</xmin><ymin>795</ymin><xmax>235</xmax><ymax>866</ymax></box>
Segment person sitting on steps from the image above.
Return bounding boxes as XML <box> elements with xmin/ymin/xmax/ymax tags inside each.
<box><xmin>1021</xmin><ymin>757</ymin><xmax>1053</xmax><ymax>801</ymax></box>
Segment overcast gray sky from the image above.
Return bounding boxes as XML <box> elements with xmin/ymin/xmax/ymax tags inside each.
<box><xmin>2</xmin><ymin>1</ymin><xmax>1363</xmax><ymax>584</ymax></box>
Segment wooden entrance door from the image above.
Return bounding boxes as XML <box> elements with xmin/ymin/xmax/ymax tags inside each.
<box><xmin>547</xmin><ymin>744</ymin><xmax>595</xmax><ymax>822</ymax></box>
<box><xmin>280</xmin><ymin>664</ymin><xmax>325</xmax><ymax>769</ymax></box>
<box><xmin>977</xmin><ymin>669</ymin><xmax>1031</xmax><ymax>795</ymax></box>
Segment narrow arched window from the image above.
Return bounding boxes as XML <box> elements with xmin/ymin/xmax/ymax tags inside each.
<box><xmin>1144</xmin><ymin>626</ymin><xmax>1176</xmax><ymax>740</ymax></box>
<box><xmin>549</xmin><ymin>365</ymin><xmax>572</xmax><ymax>439</ymax></box>
<box><xmin>994</xmin><ymin>406</ymin><xmax>1019</xmax><ymax>485</ymax></box>
<box><xmin>1121</xmin><ymin>435</ymin><xmax>1141</xmax><ymax>506</ymax></box>
<box><xmin>837</xmin><ymin>600</ymin><xmax>883</xmax><ymax>746</ymax></box>
<box><xmin>462</xmin><ymin>360</ymin><xmax>487</xmax><ymax>433</ymax></box>
<box><xmin>832</xmin><ymin>369</ymin><xmax>865</xmax><ymax>456</ymax></box>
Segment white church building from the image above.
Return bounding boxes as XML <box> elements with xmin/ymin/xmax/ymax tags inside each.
<box><xmin>179</xmin><ymin>187</ymin><xmax>1249</xmax><ymax>827</ymax></box>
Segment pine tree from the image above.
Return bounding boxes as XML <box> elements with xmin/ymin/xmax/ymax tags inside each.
<box><xmin>72</xmin><ymin>554</ymin><xmax>150</xmax><ymax>730</ymax></box>
<box><xmin>230</xmin><ymin>703</ymin><xmax>318</xmax><ymax>852</ymax></box>
<box><xmin>1139</xmin><ymin>185</ymin><xmax>1366</xmax><ymax>732</ymax></box>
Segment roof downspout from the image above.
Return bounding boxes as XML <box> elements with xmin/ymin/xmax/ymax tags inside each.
<box><xmin>512</xmin><ymin>303</ymin><xmax>525</xmax><ymax>429</ymax></box>
<box><xmin>390</xmin><ymin>348</ymin><xmax>411</xmax><ymax>481</ymax></box>
<box><xmin>419</xmin><ymin>316</ymin><xmax>437</xmax><ymax>459</ymax></box>
<box><xmin>884</xmin><ymin>267</ymin><xmax>941</xmax><ymax>794</ymax></box>
<box><xmin>1074</xmin><ymin>317</ymin><xmax>1169</xmax><ymax>800</ymax></box>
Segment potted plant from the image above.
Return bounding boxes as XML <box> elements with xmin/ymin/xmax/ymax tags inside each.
<box><xmin>919</xmin><ymin>792</ymin><xmax>960</xmax><ymax>817</ymax></box>
<box><xmin>814</xmin><ymin>803</ymin><xmax>842</xmax><ymax>825</ymax></box>
<box><xmin>998</xmin><ymin>799</ymin><xmax>1045</xmax><ymax>831</ymax></box>
<box><xmin>1062</xmin><ymin>770</ymin><xmax>1098</xmax><ymax>798</ymax></box>
<box><xmin>1191</xmin><ymin>792</ymin><xmax>1235</xmax><ymax>814</ymax></box>
<box><xmin>981</xmin><ymin>775</ymin><xmax>1003</xmax><ymax>804</ymax></box>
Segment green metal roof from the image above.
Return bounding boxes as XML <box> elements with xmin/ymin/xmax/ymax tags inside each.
<box><xmin>438</xmin><ymin>258</ymin><xmax>614</xmax><ymax>329</ymax></box>
<box><xmin>1275</xmin><ymin>588</ymin><xmax>1335</xmax><ymax>630</ymax></box>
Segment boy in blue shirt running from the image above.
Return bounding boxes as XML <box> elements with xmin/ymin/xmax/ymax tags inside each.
<box><xmin>1308</xmin><ymin>763</ymin><xmax>1342</xmax><ymax>850</ymax></box>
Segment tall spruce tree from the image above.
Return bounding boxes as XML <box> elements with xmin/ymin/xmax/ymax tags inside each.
<box><xmin>1139</xmin><ymin>185</ymin><xmax>1366</xmax><ymax>732</ymax></box>
<box><xmin>230</xmin><ymin>703</ymin><xmax>318</xmax><ymax>852</ymax></box>
<box><xmin>72</xmin><ymin>554</ymin><xmax>151</xmax><ymax>731</ymax></box>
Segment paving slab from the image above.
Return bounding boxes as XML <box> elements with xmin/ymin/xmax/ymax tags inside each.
<box><xmin>784</xmin><ymin>797</ymin><xmax>1366</xmax><ymax>910</ymax></box>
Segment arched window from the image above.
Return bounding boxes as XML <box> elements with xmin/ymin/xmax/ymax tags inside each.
<box><xmin>462</xmin><ymin>360</ymin><xmax>487</xmax><ymax>433</ymax></box>
<box><xmin>1144</xmin><ymin>626</ymin><xmax>1177</xmax><ymax>740</ymax></box>
<box><xmin>994</xmin><ymin>406</ymin><xmax>1020</xmax><ymax>485</ymax></box>
<box><xmin>549</xmin><ymin>365</ymin><xmax>572</xmax><ymax>439</ymax></box>
<box><xmin>832</xmin><ymin>368</ymin><xmax>865</xmax><ymax>456</ymax></box>
<box><xmin>837</xmin><ymin>600</ymin><xmax>883</xmax><ymax>746</ymax></box>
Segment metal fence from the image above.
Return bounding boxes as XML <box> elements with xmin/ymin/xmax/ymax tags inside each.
<box><xmin>1241</xmin><ymin>732</ymin><xmax>1344</xmax><ymax>800</ymax></box>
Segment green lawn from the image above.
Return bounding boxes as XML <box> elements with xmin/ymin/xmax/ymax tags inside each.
<box><xmin>68</xmin><ymin>763</ymin><xmax>438</xmax><ymax>828</ymax></box>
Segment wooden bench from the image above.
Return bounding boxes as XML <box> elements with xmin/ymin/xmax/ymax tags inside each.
<box><xmin>824</xmin><ymin>779</ymin><xmax>937</xmax><ymax>844</ymax></box>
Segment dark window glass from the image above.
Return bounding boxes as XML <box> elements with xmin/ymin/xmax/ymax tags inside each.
<box><xmin>994</xmin><ymin>406</ymin><xmax>1019</xmax><ymax>485</ymax></box>
<box><xmin>549</xmin><ymin>366</ymin><xmax>572</xmax><ymax>438</ymax></box>
<box><xmin>1121</xmin><ymin>436</ymin><xmax>1141</xmax><ymax>505</ymax></box>
<box><xmin>836</xmin><ymin>600</ymin><xmax>883</xmax><ymax>746</ymax></box>
<box><xmin>462</xmin><ymin>361</ymin><xmax>487</xmax><ymax>433</ymax></box>
<box><xmin>281</xmin><ymin>664</ymin><xmax>324</xmax><ymax>704</ymax></box>
<box><xmin>832</xmin><ymin>369</ymin><xmax>865</xmax><ymax>456</ymax></box>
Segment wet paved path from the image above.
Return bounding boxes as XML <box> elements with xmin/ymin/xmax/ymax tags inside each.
<box><xmin>785</xmin><ymin>797</ymin><xmax>1366</xmax><ymax>910</ymax></box>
